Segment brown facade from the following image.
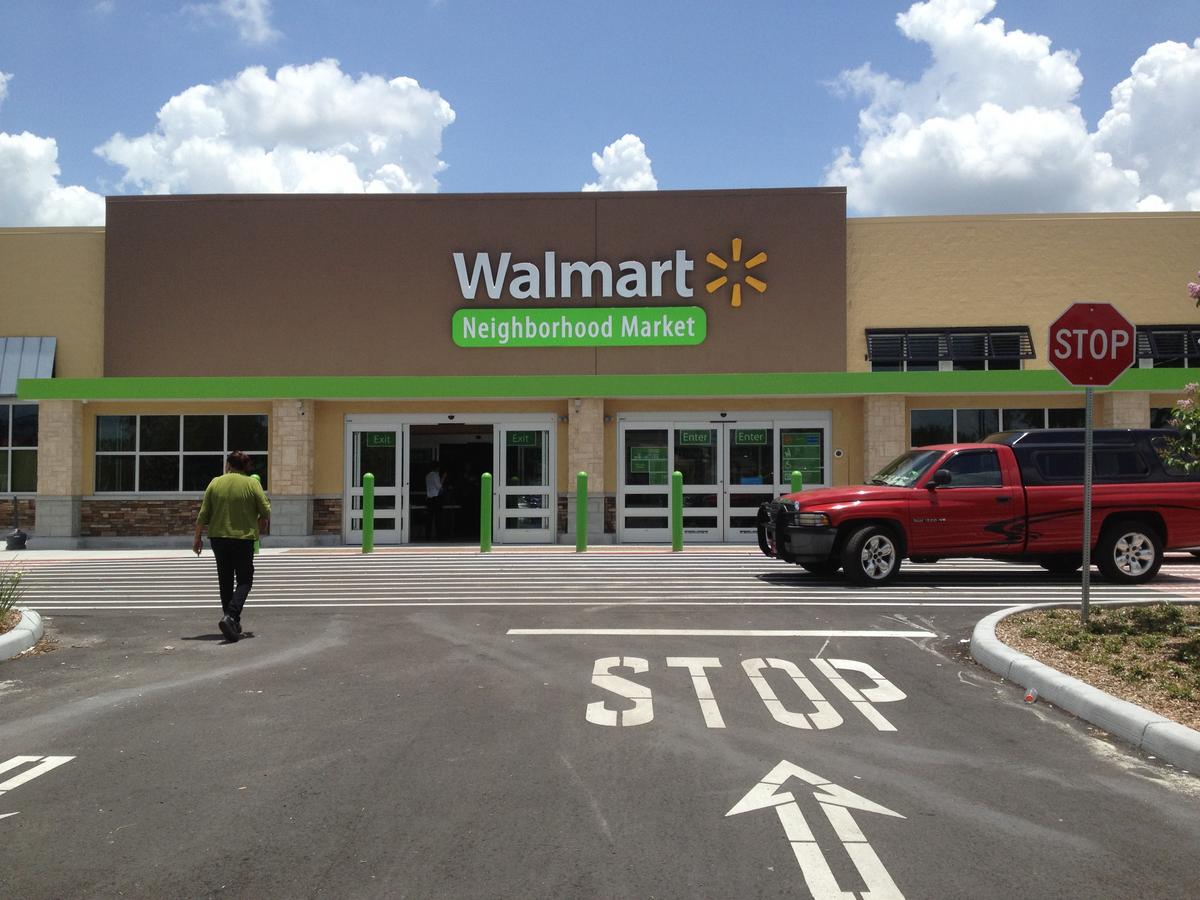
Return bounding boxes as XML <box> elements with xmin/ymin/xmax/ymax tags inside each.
<box><xmin>103</xmin><ymin>189</ymin><xmax>847</xmax><ymax>379</ymax></box>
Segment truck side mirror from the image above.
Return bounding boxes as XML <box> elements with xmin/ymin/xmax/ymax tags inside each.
<box><xmin>929</xmin><ymin>468</ymin><xmax>952</xmax><ymax>489</ymax></box>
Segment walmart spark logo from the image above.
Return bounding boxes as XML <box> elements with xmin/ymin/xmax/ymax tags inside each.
<box><xmin>705</xmin><ymin>238</ymin><xmax>767</xmax><ymax>308</ymax></box>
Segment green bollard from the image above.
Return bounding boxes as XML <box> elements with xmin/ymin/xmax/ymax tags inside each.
<box><xmin>791</xmin><ymin>470</ymin><xmax>803</xmax><ymax>494</ymax></box>
<box><xmin>362</xmin><ymin>472</ymin><xmax>374</xmax><ymax>554</ymax></box>
<box><xmin>671</xmin><ymin>470</ymin><xmax>683</xmax><ymax>553</ymax></box>
<box><xmin>251</xmin><ymin>473</ymin><xmax>263</xmax><ymax>555</ymax></box>
<box><xmin>576</xmin><ymin>471</ymin><xmax>588</xmax><ymax>553</ymax></box>
<box><xmin>480</xmin><ymin>472</ymin><xmax>492</xmax><ymax>553</ymax></box>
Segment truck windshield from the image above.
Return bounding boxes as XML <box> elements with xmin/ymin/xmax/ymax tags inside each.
<box><xmin>869</xmin><ymin>450</ymin><xmax>944</xmax><ymax>487</ymax></box>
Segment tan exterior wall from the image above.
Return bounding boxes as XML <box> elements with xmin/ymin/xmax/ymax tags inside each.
<box><xmin>847</xmin><ymin>213</ymin><xmax>1200</xmax><ymax>372</ymax></box>
<box><xmin>0</xmin><ymin>228</ymin><xmax>105</xmax><ymax>378</ymax></box>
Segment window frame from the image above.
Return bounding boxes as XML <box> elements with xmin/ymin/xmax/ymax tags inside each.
<box><xmin>909</xmin><ymin>407</ymin><xmax>1087</xmax><ymax>447</ymax></box>
<box><xmin>1136</xmin><ymin>325</ymin><xmax>1200</xmax><ymax>369</ymax></box>
<box><xmin>93</xmin><ymin>413</ymin><xmax>268</xmax><ymax>494</ymax></box>
<box><xmin>0</xmin><ymin>402</ymin><xmax>38</xmax><ymax>495</ymax></box>
<box><xmin>867</xmin><ymin>327</ymin><xmax>1034</xmax><ymax>372</ymax></box>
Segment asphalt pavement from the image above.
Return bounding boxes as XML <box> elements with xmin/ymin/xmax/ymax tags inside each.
<box><xmin>1</xmin><ymin>549</ymin><xmax>1198</xmax><ymax>899</ymax></box>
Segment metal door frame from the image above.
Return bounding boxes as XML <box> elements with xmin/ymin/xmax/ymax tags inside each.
<box><xmin>343</xmin><ymin>419</ymin><xmax>407</xmax><ymax>545</ymax></box>
<box><xmin>617</xmin><ymin>411</ymin><xmax>833</xmax><ymax>544</ymax></box>
<box><xmin>343</xmin><ymin>413</ymin><xmax>557</xmax><ymax>545</ymax></box>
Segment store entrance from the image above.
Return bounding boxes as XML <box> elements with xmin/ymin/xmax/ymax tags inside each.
<box><xmin>343</xmin><ymin>414</ymin><xmax>557</xmax><ymax>546</ymax></box>
<box><xmin>617</xmin><ymin>414</ymin><xmax>831</xmax><ymax>543</ymax></box>
<box><xmin>410</xmin><ymin>424</ymin><xmax>493</xmax><ymax>543</ymax></box>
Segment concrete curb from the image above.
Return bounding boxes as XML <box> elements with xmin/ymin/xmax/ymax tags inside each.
<box><xmin>0</xmin><ymin>608</ymin><xmax>44</xmax><ymax>661</ymax></box>
<box><xmin>971</xmin><ymin>603</ymin><xmax>1200</xmax><ymax>773</ymax></box>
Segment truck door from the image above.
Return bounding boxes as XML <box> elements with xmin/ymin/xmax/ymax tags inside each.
<box><xmin>909</xmin><ymin>448</ymin><xmax>1024</xmax><ymax>555</ymax></box>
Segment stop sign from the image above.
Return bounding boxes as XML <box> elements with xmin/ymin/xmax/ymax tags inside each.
<box><xmin>1048</xmin><ymin>302</ymin><xmax>1135</xmax><ymax>386</ymax></box>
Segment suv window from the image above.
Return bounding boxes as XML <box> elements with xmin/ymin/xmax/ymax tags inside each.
<box><xmin>1033</xmin><ymin>449</ymin><xmax>1149</xmax><ymax>482</ymax></box>
<box><xmin>939</xmin><ymin>449</ymin><xmax>1003</xmax><ymax>487</ymax></box>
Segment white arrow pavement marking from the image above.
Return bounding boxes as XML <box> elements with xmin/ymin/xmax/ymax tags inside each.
<box><xmin>0</xmin><ymin>756</ymin><xmax>75</xmax><ymax>796</ymax></box>
<box><xmin>0</xmin><ymin>812</ymin><xmax>18</xmax><ymax>821</ymax></box>
<box><xmin>726</xmin><ymin>760</ymin><xmax>906</xmax><ymax>900</ymax></box>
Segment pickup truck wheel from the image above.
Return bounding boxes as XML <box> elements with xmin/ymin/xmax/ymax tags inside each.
<box><xmin>799</xmin><ymin>560</ymin><xmax>841</xmax><ymax>576</ymax></box>
<box><xmin>1096</xmin><ymin>522</ymin><xmax>1163</xmax><ymax>584</ymax></box>
<box><xmin>1038</xmin><ymin>555</ymin><xmax>1082</xmax><ymax>574</ymax></box>
<box><xmin>842</xmin><ymin>526</ymin><xmax>901</xmax><ymax>586</ymax></box>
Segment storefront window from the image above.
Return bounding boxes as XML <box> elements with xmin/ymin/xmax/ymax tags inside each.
<box><xmin>911</xmin><ymin>409</ymin><xmax>954</xmax><ymax>446</ymax></box>
<box><xmin>674</xmin><ymin>428</ymin><xmax>717</xmax><ymax>484</ymax></box>
<box><xmin>1048</xmin><ymin>408</ymin><xmax>1087</xmax><ymax>428</ymax></box>
<box><xmin>1002</xmin><ymin>408</ymin><xmax>1046</xmax><ymax>431</ymax></box>
<box><xmin>779</xmin><ymin>428</ymin><xmax>824</xmax><ymax>485</ymax></box>
<box><xmin>0</xmin><ymin>403</ymin><xmax>38</xmax><ymax>493</ymax></box>
<box><xmin>954</xmin><ymin>409</ymin><xmax>999</xmax><ymax>443</ymax></box>
<box><xmin>911</xmin><ymin>407</ymin><xmax>1091</xmax><ymax>447</ymax></box>
<box><xmin>95</xmin><ymin>413</ymin><xmax>268</xmax><ymax>492</ymax></box>
<box><xmin>729</xmin><ymin>428</ymin><xmax>774</xmax><ymax>486</ymax></box>
<box><xmin>625</xmin><ymin>429</ymin><xmax>668</xmax><ymax>486</ymax></box>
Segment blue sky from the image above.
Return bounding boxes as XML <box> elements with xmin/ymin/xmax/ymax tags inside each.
<box><xmin>1</xmin><ymin>0</ymin><xmax>1198</xmax><ymax>224</ymax></box>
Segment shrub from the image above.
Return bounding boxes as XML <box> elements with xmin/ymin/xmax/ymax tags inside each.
<box><xmin>0</xmin><ymin>562</ymin><xmax>24</xmax><ymax>619</ymax></box>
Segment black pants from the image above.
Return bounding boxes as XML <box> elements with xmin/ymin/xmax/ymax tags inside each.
<box><xmin>209</xmin><ymin>537</ymin><xmax>255</xmax><ymax>621</ymax></box>
<box><xmin>426</xmin><ymin>495</ymin><xmax>443</xmax><ymax>539</ymax></box>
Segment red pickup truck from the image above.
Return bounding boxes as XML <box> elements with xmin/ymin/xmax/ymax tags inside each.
<box><xmin>758</xmin><ymin>429</ymin><xmax>1200</xmax><ymax>586</ymax></box>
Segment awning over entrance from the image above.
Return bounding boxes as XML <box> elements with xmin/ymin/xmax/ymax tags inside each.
<box><xmin>0</xmin><ymin>336</ymin><xmax>56</xmax><ymax>396</ymax></box>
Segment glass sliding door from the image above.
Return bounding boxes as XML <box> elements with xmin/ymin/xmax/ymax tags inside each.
<box><xmin>618</xmin><ymin>414</ymin><xmax>832</xmax><ymax>544</ymax></box>
<box><xmin>496</xmin><ymin>426</ymin><xmax>554</xmax><ymax>543</ymax></box>
<box><xmin>620</xmin><ymin>427</ymin><xmax>671</xmax><ymax>542</ymax></box>
<box><xmin>675</xmin><ymin>425</ymin><xmax>722</xmax><ymax>542</ymax></box>
<box><xmin>345</xmin><ymin>426</ymin><xmax>404</xmax><ymax>544</ymax></box>
<box><xmin>726</xmin><ymin>423</ymin><xmax>775</xmax><ymax>541</ymax></box>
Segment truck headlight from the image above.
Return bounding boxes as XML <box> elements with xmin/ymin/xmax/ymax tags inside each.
<box><xmin>795</xmin><ymin>512</ymin><xmax>831</xmax><ymax>527</ymax></box>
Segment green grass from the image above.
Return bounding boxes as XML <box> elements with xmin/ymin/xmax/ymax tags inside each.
<box><xmin>0</xmin><ymin>562</ymin><xmax>24</xmax><ymax>621</ymax></box>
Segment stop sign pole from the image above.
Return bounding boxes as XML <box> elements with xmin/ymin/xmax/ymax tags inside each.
<box><xmin>1048</xmin><ymin>303</ymin><xmax>1136</xmax><ymax>625</ymax></box>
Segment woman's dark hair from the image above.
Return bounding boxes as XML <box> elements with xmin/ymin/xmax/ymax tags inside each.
<box><xmin>227</xmin><ymin>450</ymin><xmax>254</xmax><ymax>473</ymax></box>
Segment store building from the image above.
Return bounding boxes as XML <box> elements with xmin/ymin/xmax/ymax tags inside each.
<box><xmin>2</xmin><ymin>189</ymin><xmax>1197</xmax><ymax>547</ymax></box>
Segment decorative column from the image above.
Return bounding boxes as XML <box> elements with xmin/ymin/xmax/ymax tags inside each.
<box><xmin>863</xmin><ymin>395</ymin><xmax>906</xmax><ymax>482</ymax></box>
<box><xmin>1099</xmin><ymin>391</ymin><xmax>1150</xmax><ymax>429</ymax></box>
<box><xmin>268</xmin><ymin>399</ymin><xmax>316</xmax><ymax>536</ymax></box>
<box><xmin>34</xmin><ymin>399</ymin><xmax>84</xmax><ymax>537</ymax></box>
<box><xmin>567</xmin><ymin>398</ymin><xmax>606</xmax><ymax>542</ymax></box>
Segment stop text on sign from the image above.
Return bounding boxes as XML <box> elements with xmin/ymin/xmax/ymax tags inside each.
<box><xmin>1051</xmin><ymin>327</ymin><xmax>1130</xmax><ymax>361</ymax></box>
<box><xmin>585</xmin><ymin>655</ymin><xmax>905</xmax><ymax>731</ymax></box>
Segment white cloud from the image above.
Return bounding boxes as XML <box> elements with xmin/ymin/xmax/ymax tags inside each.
<box><xmin>1094</xmin><ymin>39</ymin><xmax>1200</xmax><ymax>211</ymax></box>
<box><xmin>0</xmin><ymin>72</ymin><xmax>105</xmax><ymax>226</ymax></box>
<box><xmin>825</xmin><ymin>0</ymin><xmax>1200</xmax><ymax>214</ymax></box>
<box><xmin>185</xmin><ymin>0</ymin><xmax>281</xmax><ymax>44</ymax></box>
<box><xmin>95</xmin><ymin>59</ymin><xmax>456</xmax><ymax>195</ymax></box>
<box><xmin>582</xmin><ymin>134</ymin><xmax>658</xmax><ymax>192</ymax></box>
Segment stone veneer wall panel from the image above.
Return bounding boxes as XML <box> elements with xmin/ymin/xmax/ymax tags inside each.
<box><xmin>313</xmin><ymin>497</ymin><xmax>342</xmax><ymax>535</ymax></box>
<box><xmin>82</xmin><ymin>500</ymin><xmax>202</xmax><ymax>537</ymax></box>
<box><xmin>0</xmin><ymin>499</ymin><xmax>36</xmax><ymax>531</ymax></box>
<box><xmin>864</xmin><ymin>395</ymin><xmax>907</xmax><ymax>481</ymax></box>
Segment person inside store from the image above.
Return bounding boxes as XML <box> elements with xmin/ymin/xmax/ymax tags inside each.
<box><xmin>425</xmin><ymin>465</ymin><xmax>448</xmax><ymax>539</ymax></box>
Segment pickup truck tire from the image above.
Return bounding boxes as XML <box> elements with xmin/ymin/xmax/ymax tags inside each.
<box><xmin>842</xmin><ymin>525</ymin><xmax>901</xmax><ymax>585</ymax></box>
<box><xmin>799</xmin><ymin>560</ymin><xmax>841</xmax><ymax>576</ymax></box>
<box><xmin>1096</xmin><ymin>521</ymin><xmax>1163</xmax><ymax>584</ymax></box>
<box><xmin>1038</xmin><ymin>554</ymin><xmax>1082</xmax><ymax>574</ymax></box>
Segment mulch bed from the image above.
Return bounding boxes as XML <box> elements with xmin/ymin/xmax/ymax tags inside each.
<box><xmin>996</xmin><ymin>604</ymin><xmax>1200</xmax><ymax>732</ymax></box>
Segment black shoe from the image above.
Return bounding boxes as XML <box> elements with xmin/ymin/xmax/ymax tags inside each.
<box><xmin>219</xmin><ymin>615</ymin><xmax>239</xmax><ymax>642</ymax></box>
<box><xmin>234</xmin><ymin>619</ymin><xmax>243</xmax><ymax>634</ymax></box>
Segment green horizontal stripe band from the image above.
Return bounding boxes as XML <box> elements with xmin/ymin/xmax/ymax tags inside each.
<box><xmin>16</xmin><ymin>369</ymin><xmax>1194</xmax><ymax>401</ymax></box>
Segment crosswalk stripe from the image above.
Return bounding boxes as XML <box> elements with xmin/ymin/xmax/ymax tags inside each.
<box><xmin>10</xmin><ymin>551</ymin><xmax>1198</xmax><ymax>614</ymax></box>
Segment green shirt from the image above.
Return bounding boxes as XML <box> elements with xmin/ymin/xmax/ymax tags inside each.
<box><xmin>197</xmin><ymin>473</ymin><xmax>271</xmax><ymax>540</ymax></box>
